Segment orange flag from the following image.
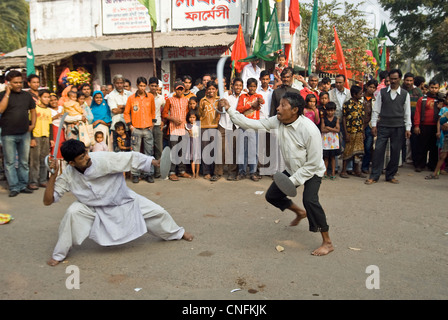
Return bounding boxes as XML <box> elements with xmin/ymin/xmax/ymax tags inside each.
<box><xmin>231</xmin><ymin>24</ymin><xmax>248</xmax><ymax>74</ymax></box>
<box><xmin>334</xmin><ymin>26</ymin><xmax>349</xmax><ymax>89</ymax></box>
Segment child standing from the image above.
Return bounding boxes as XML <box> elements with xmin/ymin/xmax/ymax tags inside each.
<box><xmin>49</xmin><ymin>93</ymin><xmax>65</xmax><ymax>163</ymax></box>
<box><xmin>113</xmin><ymin>121</ymin><xmax>131</xmax><ymax>152</ymax></box>
<box><xmin>188</xmin><ymin>96</ymin><xmax>199</xmax><ymax>111</ymax></box>
<box><xmin>29</xmin><ymin>89</ymin><xmax>54</xmax><ymax>189</ymax></box>
<box><xmin>318</xmin><ymin>91</ymin><xmax>330</xmax><ymax>128</ymax></box>
<box><xmin>340</xmin><ymin>85</ymin><xmax>365</xmax><ymax>178</ymax></box>
<box><xmin>236</xmin><ymin>78</ymin><xmax>265</xmax><ymax>181</ymax></box>
<box><xmin>92</xmin><ymin>131</ymin><xmax>108</xmax><ymax>152</ymax></box>
<box><xmin>304</xmin><ymin>94</ymin><xmax>320</xmax><ymax>126</ymax></box>
<box><xmin>186</xmin><ymin>109</ymin><xmax>201</xmax><ymax>178</ymax></box>
<box><xmin>321</xmin><ymin>102</ymin><xmax>340</xmax><ymax>180</ymax></box>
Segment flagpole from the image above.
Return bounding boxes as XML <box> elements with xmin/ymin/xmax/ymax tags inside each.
<box><xmin>151</xmin><ymin>26</ymin><xmax>157</xmax><ymax>77</ymax></box>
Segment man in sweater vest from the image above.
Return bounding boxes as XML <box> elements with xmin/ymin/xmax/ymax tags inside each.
<box><xmin>365</xmin><ymin>69</ymin><xmax>412</xmax><ymax>185</ymax></box>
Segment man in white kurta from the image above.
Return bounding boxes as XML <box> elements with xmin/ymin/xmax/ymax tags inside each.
<box><xmin>44</xmin><ymin>139</ymin><xmax>192</xmax><ymax>266</ymax></box>
<box><xmin>219</xmin><ymin>92</ymin><xmax>333</xmax><ymax>256</ymax></box>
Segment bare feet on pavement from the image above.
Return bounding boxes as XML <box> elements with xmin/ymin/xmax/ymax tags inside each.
<box><xmin>288</xmin><ymin>204</ymin><xmax>307</xmax><ymax>226</ymax></box>
<box><xmin>182</xmin><ymin>232</ymin><xmax>194</xmax><ymax>241</ymax></box>
<box><xmin>311</xmin><ymin>242</ymin><xmax>334</xmax><ymax>256</ymax></box>
<box><xmin>47</xmin><ymin>258</ymin><xmax>61</xmax><ymax>266</ymax></box>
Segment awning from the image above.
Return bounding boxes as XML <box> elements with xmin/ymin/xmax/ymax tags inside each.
<box><xmin>0</xmin><ymin>29</ymin><xmax>237</xmax><ymax>69</ymax></box>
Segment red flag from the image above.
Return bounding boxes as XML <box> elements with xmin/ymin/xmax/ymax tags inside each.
<box><xmin>231</xmin><ymin>24</ymin><xmax>248</xmax><ymax>74</ymax></box>
<box><xmin>334</xmin><ymin>26</ymin><xmax>349</xmax><ymax>89</ymax></box>
<box><xmin>289</xmin><ymin>0</ymin><xmax>301</xmax><ymax>35</ymax></box>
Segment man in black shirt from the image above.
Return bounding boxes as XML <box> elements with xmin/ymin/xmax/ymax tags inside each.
<box><xmin>270</xmin><ymin>67</ymin><xmax>301</xmax><ymax>116</ymax></box>
<box><xmin>0</xmin><ymin>70</ymin><xmax>37</xmax><ymax>197</ymax></box>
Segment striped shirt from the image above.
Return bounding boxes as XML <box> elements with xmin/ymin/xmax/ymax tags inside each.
<box><xmin>162</xmin><ymin>96</ymin><xmax>189</xmax><ymax>136</ymax></box>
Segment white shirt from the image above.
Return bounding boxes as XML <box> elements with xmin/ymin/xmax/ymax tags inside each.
<box><xmin>227</xmin><ymin>107</ymin><xmax>326</xmax><ymax>186</ymax></box>
<box><xmin>241</xmin><ymin>64</ymin><xmax>261</xmax><ymax>89</ymax></box>
<box><xmin>219</xmin><ymin>91</ymin><xmax>241</xmax><ymax>130</ymax></box>
<box><xmin>107</xmin><ymin>89</ymin><xmax>132</xmax><ymax>130</ymax></box>
<box><xmin>257</xmin><ymin>86</ymin><xmax>274</xmax><ymax>119</ymax></box>
<box><xmin>371</xmin><ymin>86</ymin><xmax>412</xmax><ymax>131</ymax></box>
<box><xmin>153</xmin><ymin>93</ymin><xmax>165</xmax><ymax>126</ymax></box>
<box><xmin>53</xmin><ymin>152</ymin><xmax>154</xmax><ymax>246</ymax></box>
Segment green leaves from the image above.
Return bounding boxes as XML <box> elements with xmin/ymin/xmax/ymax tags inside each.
<box><xmin>0</xmin><ymin>0</ymin><xmax>29</xmax><ymax>54</ymax></box>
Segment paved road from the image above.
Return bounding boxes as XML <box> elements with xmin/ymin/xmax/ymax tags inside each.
<box><xmin>1</xmin><ymin>164</ymin><xmax>447</xmax><ymax>304</ymax></box>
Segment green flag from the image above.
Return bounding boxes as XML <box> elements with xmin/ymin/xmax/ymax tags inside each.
<box><xmin>307</xmin><ymin>0</ymin><xmax>318</xmax><ymax>75</ymax></box>
<box><xmin>240</xmin><ymin>6</ymin><xmax>282</xmax><ymax>62</ymax></box>
<box><xmin>252</xmin><ymin>0</ymin><xmax>271</xmax><ymax>54</ymax></box>
<box><xmin>138</xmin><ymin>0</ymin><xmax>157</xmax><ymax>30</ymax></box>
<box><xmin>26</xmin><ymin>22</ymin><xmax>35</xmax><ymax>77</ymax></box>
<box><xmin>380</xmin><ymin>42</ymin><xmax>387</xmax><ymax>71</ymax></box>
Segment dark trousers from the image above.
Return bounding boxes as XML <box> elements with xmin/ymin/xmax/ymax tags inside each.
<box><xmin>265</xmin><ymin>171</ymin><xmax>329</xmax><ymax>233</ymax></box>
<box><xmin>414</xmin><ymin>125</ymin><xmax>438</xmax><ymax>171</ymax></box>
<box><xmin>370</xmin><ymin>126</ymin><xmax>405</xmax><ymax>181</ymax></box>
<box><xmin>169</xmin><ymin>134</ymin><xmax>188</xmax><ymax>175</ymax></box>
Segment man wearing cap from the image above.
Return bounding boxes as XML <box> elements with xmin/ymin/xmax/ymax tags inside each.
<box><xmin>162</xmin><ymin>81</ymin><xmax>192</xmax><ymax>181</ymax></box>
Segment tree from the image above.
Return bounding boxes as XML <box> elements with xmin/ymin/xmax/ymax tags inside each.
<box><xmin>378</xmin><ymin>0</ymin><xmax>448</xmax><ymax>81</ymax></box>
<box><xmin>300</xmin><ymin>1</ymin><xmax>376</xmax><ymax>80</ymax></box>
<box><xmin>0</xmin><ymin>0</ymin><xmax>29</xmax><ymax>54</ymax></box>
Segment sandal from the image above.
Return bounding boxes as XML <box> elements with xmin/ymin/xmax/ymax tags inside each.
<box><xmin>330</xmin><ymin>176</ymin><xmax>336</xmax><ymax>180</ymax></box>
<box><xmin>250</xmin><ymin>174</ymin><xmax>259</xmax><ymax>182</ymax></box>
<box><xmin>364</xmin><ymin>178</ymin><xmax>377</xmax><ymax>185</ymax></box>
<box><xmin>425</xmin><ymin>174</ymin><xmax>439</xmax><ymax>180</ymax></box>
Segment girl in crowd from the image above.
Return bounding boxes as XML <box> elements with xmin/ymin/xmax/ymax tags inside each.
<box><xmin>304</xmin><ymin>94</ymin><xmax>320</xmax><ymax>126</ymax></box>
<box><xmin>321</xmin><ymin>102</ymin><xmax>340</xmax><ymax>180</ymax></box>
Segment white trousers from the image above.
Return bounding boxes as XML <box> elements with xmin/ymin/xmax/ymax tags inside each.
<box><xmin>52</xmin><ymin>196</ymin><xmax>185</xmax><ymax>261</ymax></box>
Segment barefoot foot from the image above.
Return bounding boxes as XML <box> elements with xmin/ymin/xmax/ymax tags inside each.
<box><xmin>311</xmin><ymin>242</ymin><xmax>334</xmax><ymax>256</ymax></box>
<box><xmin>47</xmin><ymin>258</ymin><xmax>61</xmax><ymax>266</ymax></box>
<box><xmin>182</xmin><ymin>232</ymin><xmax>194</xmax><ymax>241</ymax></box>
<box><xmin>290</xmin><ymin>209</ymin><xmax>307</xmax><ymax>226</ymax></box>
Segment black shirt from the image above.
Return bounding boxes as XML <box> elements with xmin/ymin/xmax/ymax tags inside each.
<box><xmin>0</xmin><ymin>90</ymin><xmax>36</xmax><ymax>136</ymax></box>
<box><xmin>269</xmin><ymin>85</ymin><xmax>301</xmax><ymax>116</ymax></box>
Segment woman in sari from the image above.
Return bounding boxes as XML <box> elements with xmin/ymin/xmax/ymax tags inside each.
<box><xmin>90</xmin><ymin>91</ymin><xmax>112</xmax><ymax>148</ymax></box>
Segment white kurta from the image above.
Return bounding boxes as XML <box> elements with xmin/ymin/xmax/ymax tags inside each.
<box><xmin>227</xmin><ymin>108</ymin><xmax>326</xmax><ymax>186</ymax></box>
<box><xmin>52</xmin><ymin>151</ymin><xmax>184</xmax><ymax>260</ymax></box>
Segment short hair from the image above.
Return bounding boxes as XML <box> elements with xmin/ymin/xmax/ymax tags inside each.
<box><xmin>278</xmin><ymin>54</ymin><xmax>286</xmax><ymax>59</ymax></box>
<box><xmin>148</xmin><ymin>77</ymin><xmax>159</xmax><ymax>85</ymax></box>
<box><xmin>305</xmin><ymin>93</ymin><xmax>317</xmax><ymax>103</ymax></box>
<box><xmin>326</xmin><ymin>101</ymin><xmax>336</xmax><ymax>110</ymax></box>
<box><xmin>27</xmin><ymin>74</ymin><xmax>39</xmax><ymax>83</ymax></box>
<box><xmin>68</xmin><ymin>90</ymin><xmax>77</xmax><ymax>96</ymax></box>
<box><xmin>428</xmin><ymin>79</ymin><xmax>439</xmax><ymax>86</ymax></box>
<box><xmin>260</xmin><ymin>70</ymin><xmax>270</xmax><ymax>78</ymax></box>
<box><xmin>281</xmin><ymin>92</ymin><xmax>305</xmax><ymax>115</ymax></box>
<box><xmin>379</xmin><ymin>70</ymin><xmax>389</xmax><ymax>81</ymax></box>
<box><xmin>414</xmin><ymin>76</ymin><xmax>425</xmax><ymax>87</ymax></box>
<box><xmin>281</xmin><ymin>67</ymin><xmax>294</xmax><ymax>77</ymax></box>
<box><xmin>403</xmin><ymin>72</ymin><xmax>414</xmax><ymax>80</ymax></box>
<box><xmin>77</xmin><ymin>92</ymin><xmax>86</xmax><ymax>99</ymax></box>
<box><xmin>319</xmin><ymin>91</ymin><xmax>329</xmax><ymax>99</ymax></box>
<box><xmin>38</xmin><ymin>89</ymin><xmax>51</xmax><ymax>97</ymax></box>
<box><xmin>124</xmin><ymin>79</ymin><xmax>131</xmax><ymax>85</ymax></box>
<box><xmin>309</xmin><ymin>73</ymin><xmax>319</xmax><ymax>80</ymax></box>
<box><xmin>389</xmin><ymin>69</ymin><xmax>402</xmax><ymax>79</ymax></box>
<box><xmin>321</xmin><ymin>77</ymin><xmax>331</xmax><ymax>84</ymax></box>
<box><xmin>335</xmin><ymin>74</ymin><xmax>346</xmax><ymax>81</ymax></box>
<box><xmin>232</xmin><ymin>77</ymin><xmax>243</xmax><ymax>86</ymax></box>
<box><xmin>246</xmin><ymin>78</ymin><xmax>258</xmax><ymax>87</ymax></box>
<box><xmin>6</xmin><ymin>70</ymin><xmax>23</xmax><ymax>81</ymax></box>
<box><xmin>112</xmin><ymin>74</ymin><xmax>125</xmax><ymax>83</ymax></box>
<box><xmin>206</xmin><ymin>81</ymin><xmax>218</xmax><ymax>89</ymax></box>
<box><xmin>95</xmin><ymin>131</ymin><xmax>104</xmax><ymax>138</ymax></box>
<box><xmin>136</xmin><ymin>77</ymin><xmax>147</xmax><ymax>85</ymax></box>
<box><xmin>182</xmin><ymin>75</ymin><xmax>193</xmax><ymax>82</ymax></box>
<box><xmin>115</xmin><ymin>121</ymin><xmax>126</xmax><ymax>130</ymax></box>
<box><xmin>60</xmin><ymin>139</ymin><xmax>87</xmax><ymax>162</ymax></box>
<box><xmin>202</xmin><ymin>74</ymin><xmax>211</xmax><ymax>81</ymax></box>
<box><xmin>365</xmin><ymin>79</ymin><xmax>378</xmax><ymax>88</ymax></box>
<box><xmin>350</xmin><ymin>85</ymin><xmax>363</xmax><ymax>97</ymax></box>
